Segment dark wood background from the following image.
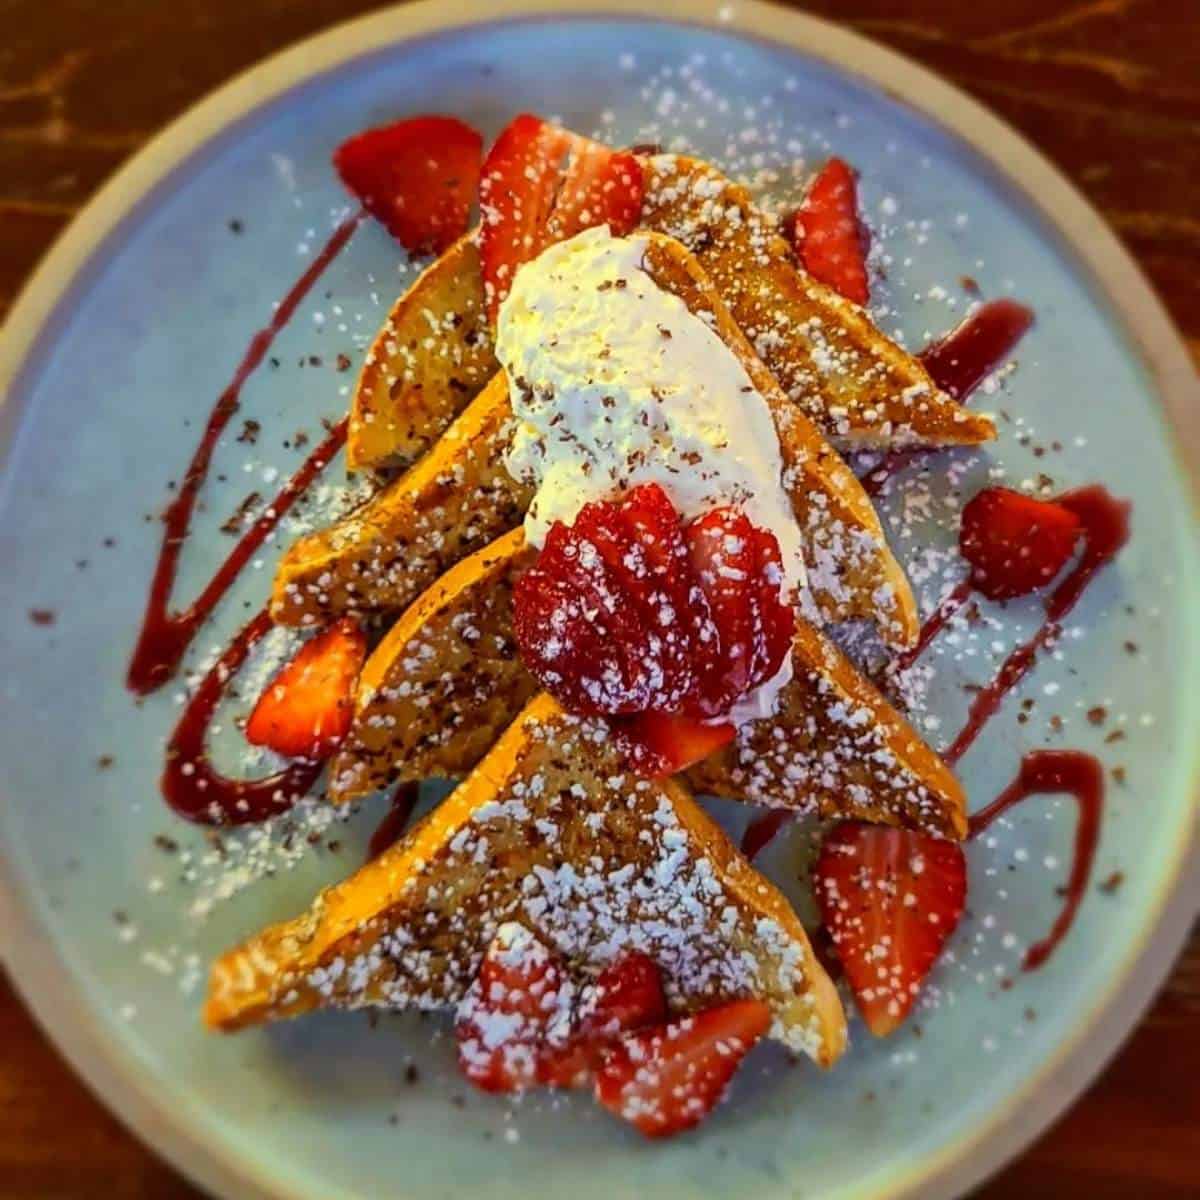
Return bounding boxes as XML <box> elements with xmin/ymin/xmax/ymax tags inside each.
<box><xmin>1</xmin><ymin>2</ymin><xmax>1196</xmax><ymax>1196</ymax></box>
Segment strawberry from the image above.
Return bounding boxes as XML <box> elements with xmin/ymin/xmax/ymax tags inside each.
<box><xmin>513</xmin><ymin>487</ymin><xmax>794</xmax><ymax>770</ymax></box>
<box><xmin>959</xmin><ymin>487</ymin><xmax>1083</xmax><ymax>601</ymax></box>
<box><xmin>813</xmin><ymin>822</ymin><xmax>966</xmax><ymax>1037</ymax></box>
<box><xmin>538</xmin><ymin>952</ymin><xmax>668</xmax><ymax>1088</ymax></box>
<box><xmin>479</xmin><ymin>114</ymin><xmax>643</xmax><ymax>321</ymax></box>
<box><xmin>456</xmin><ymin>924</ymin><xmax>573</xmax><ymax>1093</ymax></box>
<box><xmin>685</xmin><ymin>509</ymin><xmax>792</xmax><ymax>715</ymax></box>
<box><xmin>793</xmin><ymin>157</ymin><xmax>870</xmax><ymax>305</ymax></box>
<box><xmin>614</xmin><ymin>711</ymin><xmax>735</xmax><ymax>777</ymax></box>
<box><xmin>334</xmin><ymin>115</ymin><xmax>482</xmax><ymax>255</ymax></box>
<box><xmin>594</xmin><ymin>999</ymin><xmax>771</xmax><ymax>1138</ymax></box>
<box><xmin>244</xmin><ymin>618</ymin><xmax>367</xmax><ymax>759</ymax></box>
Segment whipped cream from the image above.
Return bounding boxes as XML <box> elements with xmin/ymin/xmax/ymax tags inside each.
<box><xmin>496</xmin><ymin>225</ymin><xmax>805</xmax><ymax>723</ymax></box>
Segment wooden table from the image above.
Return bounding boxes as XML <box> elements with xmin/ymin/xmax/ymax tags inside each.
<box><xmin>1</xmin><ymin>2</ymin><xmax>1196</xmax><ymax>1196</ymax></box>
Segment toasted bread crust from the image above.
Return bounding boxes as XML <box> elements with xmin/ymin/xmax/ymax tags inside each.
<box><xmin>330</xmin><ymin>530</ymin><xmax>964</xmax><ymax>840</ymax></box>
<box><xmin>207</xmin><ymin>694</ymin><xmax>847</xmax><ymax>1065</ymax></box>
<box><xmin>348</xmin><ymin>232</ymin><xmax>498</xmax><ymax>470</ymax></box>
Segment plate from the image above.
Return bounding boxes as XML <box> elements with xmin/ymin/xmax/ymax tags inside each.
<box><xmin>1</xmin><ymin>3</ymin><xmax>1197</xmax><ymax>1198</ymax></box>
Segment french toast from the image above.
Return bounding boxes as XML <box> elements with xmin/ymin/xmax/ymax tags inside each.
<box><xmin>206</xmin><ymin>692</ymin><xmax>848</xmax><ymax>1066</ymax></box>
<box><xmin>273</xmin><ymin>231</ymin><xmax>919</xmax><ymax>648</ymax></box>
<box><xmin>344</xmin><ymin>153</ymin><xmax>991</xmax><ymax>473</ymax></box>
<box><xmin>328</xmin><ymin>529</ymin><xmax>965</xmax><ymax>840</ymax></box>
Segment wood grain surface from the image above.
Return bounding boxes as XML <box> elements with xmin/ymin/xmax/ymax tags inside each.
<box><xmin>0</xmin><ymin>2</ymin><xmax>1196</xmax><ymax>1197</ymax></box>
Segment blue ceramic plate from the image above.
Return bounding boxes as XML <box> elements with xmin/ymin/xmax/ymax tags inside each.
<box><xmin>1</xmin><ymin>3</ymin><xmax>1197</xmax><ymax>1198</ymax></box>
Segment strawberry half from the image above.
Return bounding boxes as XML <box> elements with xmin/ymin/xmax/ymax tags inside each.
<box><xmin>793</xmin><ymin>157</ymin><xmax>871</xmax><ymax>306</ymax></box>
<box><xmin>959</xmin><ymin>487</ymin><xmax>1083</xmax><ymax>601</ymax></box>
<box><xmin>334</xmin><ymin>115</ymin><xmax>482</xmax><ymax>255</ymax></box>
<box><xmin>479</xmin><ymin>113</ymin><xmax>643</xmax><ymax>321</ymax></box>
<box><xmin>456</xmin><ymin>924</ymin><xmax>573</xmax><ymax>1094</ymax></box>
<box><xmin>813</xmin><ymin>822</ymin><xmax>966</xmax><ymax>1037</ymax></box>
<box><xmin>244</xmin><ymin>618</ymin><xmax>367</xmax><ymax>759</ymax></box>
<box><xmin>594</xmin><ymin>999</ymin><xmax>771</xmax><ymax>1138</ymax></box>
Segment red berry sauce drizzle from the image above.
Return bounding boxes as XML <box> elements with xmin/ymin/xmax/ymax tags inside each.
<box><xmin>126</xmin><ymin>213</ymin><xmax>363</xmax><ymax>823</ymax></box>
<box><xmin>365</xmin><ymin>781</ymin><xmax>421</xmax><ymax>862</ymax></box>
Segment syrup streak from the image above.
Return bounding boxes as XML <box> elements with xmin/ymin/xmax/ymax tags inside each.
<box><xmin>127</xmin><ymin>212</ymin><xmax>363</xmax><ymax>695</ymax></box>
<box><xmin>967</xmin><ymin>750</ymin><xmax>1103</xmax><ymax>971</ymax></box>
<box><xmin>367</xmin><ymin>781</ymin><xmax>421</xmax><ymax>861</ymax></box>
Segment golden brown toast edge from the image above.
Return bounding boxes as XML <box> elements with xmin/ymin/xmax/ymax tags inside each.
<box><xmin>207</xmin><ymin>693</ymin><xmax>848</xmax><ymax>1066</ymax></box>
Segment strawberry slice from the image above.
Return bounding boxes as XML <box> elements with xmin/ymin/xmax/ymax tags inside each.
<box><xmin>614</xmin><ymin>711</ymin><xmax>735</xmax><ymax>778</ymax></box>
<box><xmin>594</xmin><ymin>999</ymin><xmax>771</xmax><ymax>1138</ymax></box>
<box><xmin>685</xmin><ymin>509</ymin><xmax>792</xmax><ymax>715</ymax></box>
<box><xmin>793</xmin><ymin>157</ymin><xmax>871</xmax><ymax>306</ymax></box>
<box><xmin>456</xmin><ymin>924</ymin><xmax>573</xmax><ymax>1093</ymax></box>
<box><xmin>244</xmin><ymin>618</ymin><xmax>367</xmax><ymax>759</ymax></box>
<box><xmin>334</xmin><ymin>115</ymin><xmax>482</xmax><ymax>255</ymax></box>
<box><xmin>538</xmin><ymin>952</ymin><xmax>668</xmax><ymax>1088</ymax></box>
<box><xmin>479</xmin><ymin>114</ymin><xmax>643</xmax><ymax>321</ymax></box>
<box><xmin>813</xmin><ymin>822</ymin><xmax>967</xmax><ymax>1037</ymax></box>
<box><xmin>960</xmin><ymin>487</ymin><xmax>1083</xmax><ymax>601</ymax></box>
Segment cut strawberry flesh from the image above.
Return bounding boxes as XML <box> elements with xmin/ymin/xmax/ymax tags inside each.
<box><xmin>959</xmin><ymin>487</ymin><xmax>1083</xmax><ymax>601</ymax></box>
<box><xmin>244</xmin><ymin>617</ymin><xmax>367</xmax><ymax>759</ymax></box>
<box><xmin>334</xmin><ymin>115</ymin><xmax>482</xmax><ymax>255</ymax></box>
<box><xmin>793</xmin><ymin>157</ymin><xmax>871</xmax><ymax>306</ymax></box>
<box><xmin>479</xmin><ymin>114</ymin><xmax>644</xmax><ymax>321</ymax></box>
<box><xmin>594</xmin><ymin>998</ymin><xmax>771</xmax><ymax>1138</ymax></box>
<box><xmin>813</xmin><ymin>822</ymin><xmax>967</xmax><ymax>1037</ymax></box>
<box><xmin>613</xmin><ymin>711</ymin><xmax>735</xmax><ymax>778</ymax></box>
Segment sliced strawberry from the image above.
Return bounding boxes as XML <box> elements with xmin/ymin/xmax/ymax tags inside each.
<box><xmin>538</xmin><ymin>953</ymin><xmax>668</xmax><ymax>1088</ymax></box>
<box><xmin>595</xmin><ymin>999</ymin><xmax>771</xmax><ymax>1138</ymax></box>
<box><xmin>334</xmin><ymin>115</ymin><xmax>482</xmax><ymax>255</ymax></box>
<box><xmin>244</xmin><ymin>618</ymin><xmax>367</xmax><ymax>759</ymax></box>
<box><xmin>685</xmin><ymin>509</ymin><xmax>791</xmax><ymax>716</ymax></box>
<box><xmin>479</xmin><ymin>114</ymin><xmax>644</xmax><ymax>321</ymax></box>
<box><xmin>614</xmin><ymin>710</ymin><xmax>735</xmax><ymax>777</ymax></box>
<box><xmin>960</xmin><ymin>487</ymin><xmax>1083</xmax><ymax>601</ymax></box>
<box><xmin>813</xmin><ymin>822</ymin><xmax>967</xmax><ymax>1037</ymax></box>
<box><xmin>793</xmin><ymin>157</ymin><xmax>870</xmax><ymax>306</ymax></box>
<box><xmin>456</xmin><ymin>924</ymin><xmax>573</xmax><ymax>1093</ymax></box>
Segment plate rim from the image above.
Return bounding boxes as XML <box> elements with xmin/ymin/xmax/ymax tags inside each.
<box><xmin>0</xmin><ymin>2</ymin><xmax>1197</xmax><ymax>1198</ymax></box>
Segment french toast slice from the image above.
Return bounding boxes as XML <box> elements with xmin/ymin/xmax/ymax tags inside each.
<box><xmin>348</xmin><ymin>232</ymin><xmax>498</xmax><ymax>471</ymax></box>
<box><xmin>205</xmin><ymin>693</ymin><xmax>848</xmax><ymax>1066</ymax></box>
<box><xmin>329</xmin><ymin>531</ymin><xmax>965</xmax><ymax>840</ymax></box>
<box><xmin>274</xmin><ymin>232</ymin><xmax>918</xmax><ymax>647</ymax></box>
<box><xmin>344</xmin><ymin>153</ymin><xmax>992</xmax><ymax>471</ymax></box>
